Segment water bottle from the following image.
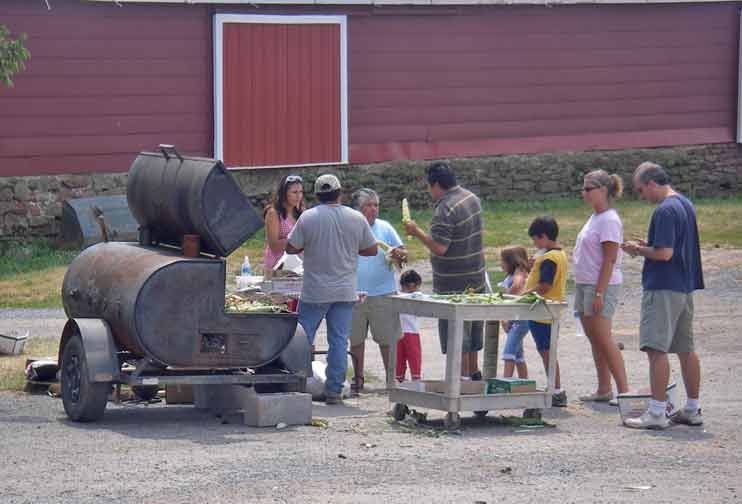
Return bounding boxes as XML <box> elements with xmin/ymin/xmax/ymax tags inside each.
<box><xmin>574</xmin><ymin>313</ymin><xmax>584</xmax><ymax>337</ymax></box>
<box><xmin>241</xmin><ymin>256</ymin><xmax>252</xmax><ymax>276</ymax></box>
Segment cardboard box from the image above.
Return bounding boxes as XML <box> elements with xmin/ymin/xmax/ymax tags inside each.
<box><xmin>421</xmin><ymin>380</ymin><xmax>486</xmax><ymax>395</ymax></box>
<box><xmin>487</xmin><ymin>378</ymin><xmax>537</xmax><ymax>394</ymax></box>
<box><xmin>165</xmin><ymin>384</ymin><xmax>194</xmax><ymax>404</ymax></box>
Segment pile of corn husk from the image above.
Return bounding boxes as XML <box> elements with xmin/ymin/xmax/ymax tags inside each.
<box><xmin>431</xmin><ymin>292</ymin><xmax>546</xmax><ymax>306</ymax></box>
<box><xmin>225</xmin><ymin>292</ymin><xmax>292</xmax><ymax>313</ymax></box>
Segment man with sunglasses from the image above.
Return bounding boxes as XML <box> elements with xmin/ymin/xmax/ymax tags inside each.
<box><xmin>622</xmin><ymin>162</ymin><xmax>704</xmax><ymax>430</ymax></box>
<box><xmin>286</xmin><ymin>174</ymin><xmax>377</xmax><ymax>405</ymax></box>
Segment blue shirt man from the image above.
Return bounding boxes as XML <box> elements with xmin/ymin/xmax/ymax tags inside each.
<box><xmin>622</xmin><ymin>162</ymin><xmax>704</xmax><ymax>430</ymax></box>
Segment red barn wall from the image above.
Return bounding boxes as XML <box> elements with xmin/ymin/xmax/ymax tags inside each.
<box><xmin>0</xmin><ymin>1</ymin><xmax>738</xmax><ymax>176</ymax></box>
<box><xmin>347</xmin><ymin>4</ymin><xmax>738</xmax><ymax>163</ymax></box>
<box><xmin>0</xmin><ymin>0</ymin><xmax>212</xmax><ymax>177</ymax></box>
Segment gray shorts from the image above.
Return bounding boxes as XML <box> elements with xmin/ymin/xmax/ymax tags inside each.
<box><xmin>639</xmin><ymin>290</ymin><xmax>695</xmax><ymax>353</ymax></box>
<box><xmin>350</xmin><ymin>294</ymin><xmax>401</xmax><ymax>347</ymax></box>
<box><xmin>438</xmin><ymin>319</ymin><xmax>484</xmax><ymax>354</ymax></box>
<box><xmin>574</xmin><ymin>284</ymin><xmax>620</xmax><ymax>319</ymax></box>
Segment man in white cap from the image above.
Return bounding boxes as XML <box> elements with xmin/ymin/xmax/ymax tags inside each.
<box><xmin>286</xmin><ymin>174</ymin><xmax>377</xmax><ymax>404</ymax></box>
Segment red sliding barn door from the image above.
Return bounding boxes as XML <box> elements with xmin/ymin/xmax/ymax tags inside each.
<box><xmin>218</xmin><ymin>17</ymin><xmax>345</xmax><ymax>168</ymax></box>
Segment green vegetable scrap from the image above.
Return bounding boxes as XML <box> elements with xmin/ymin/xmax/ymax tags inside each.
<box><xmin>431</xmin><ymin>291</ymin><xmax>546</xmax><ymax>307</ymax></box>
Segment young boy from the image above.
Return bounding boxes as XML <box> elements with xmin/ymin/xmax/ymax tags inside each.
<box><xmin>397</xmin><ymin>270</ymin><xmax>423</xmax><ymax>382</ymax></box>
<box><xmin>525</xmin><ymin>216</ymin><xmax>569</xmax><ymax>407</ymax></box>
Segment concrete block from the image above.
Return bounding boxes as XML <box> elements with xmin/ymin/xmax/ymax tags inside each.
<box><xmin>165</xmin><ymin>384</ymin><xmax>194</xmax><ymax>404</ymax></box>
<box><xmin>241</xmin><ymin>391</ymin><xmax>312</xmax><ymax>427</ymax></box>
<box><xmin>192</xmin><ymin>384</ymin><xmax>254</xmax><ymax>412</ymax></box>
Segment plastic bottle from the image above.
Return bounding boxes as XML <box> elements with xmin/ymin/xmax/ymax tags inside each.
<box><xmin>241</xmin><ymin>256</ymin><xmax>252</xmax><ymax>276</ymax></box>
<box><xmin>574</xmin><ymin>313</ymin><xmax>584</xmax><ymax>337</ymax></box>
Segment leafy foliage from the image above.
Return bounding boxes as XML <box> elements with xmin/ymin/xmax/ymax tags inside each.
<box><xmin>0</xmin><ymin>24</ymin><xmax>30</xmax><ymax>88</ymax></box>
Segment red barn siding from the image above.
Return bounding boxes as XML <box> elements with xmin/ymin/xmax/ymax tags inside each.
<box><xmin>0</xmin><ymin>1</ymin><xmax>738</xmax><ymax>176</ymax></box>
<box><xmin>0</xmin><ymin>0</ymin><xmax>212</xmax><ymax>177</ymax></box>
<box><xmin>348</xmin><ymin>4</ymin><xmax>738</xmax><ymax>163</ymax></box>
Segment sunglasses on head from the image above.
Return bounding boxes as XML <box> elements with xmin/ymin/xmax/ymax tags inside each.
<box><xmin>285</xmin><ymin>175</ymin><xmax>303</xmax><ymax>183</ymax></box>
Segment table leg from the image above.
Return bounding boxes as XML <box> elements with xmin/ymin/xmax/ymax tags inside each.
<box><xmin>387</xmin><ymin>310</ymin><xmax>399</xmax><ymax>389</ymax></box>
<box><xmin>444</xmin><ymin>317</ymin><xmax>463</xmax><ymax>412</ymax></box>
<box><xmin>483</xmin><ymin>320</ymin><xmax>499</xmax><ymax>379</ymax></box>
<box><xmin>546</xmin><ymin>320</ymin><xmax>560</xmax><ymax>396</ymax></box>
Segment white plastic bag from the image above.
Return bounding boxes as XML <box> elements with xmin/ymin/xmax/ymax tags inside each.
<box><xmin>305</xmin><ymin>360</ymin><xmax>350</xmax><ymax>401</ymax></box>
<box><xmin>273</xmin><ymin>253</ymin><xmax>303</xmax><ymax>275</ymax></box>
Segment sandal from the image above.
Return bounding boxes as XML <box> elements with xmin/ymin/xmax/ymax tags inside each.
<box><xmin>350</xmin><ymin>376</ymin><xmax>364</xmax><ymax>396</ymax></box>
<box><xmin>578</xmin><ymin>391</ymin><xmax>614</xmax><ymax>402</ymax></box>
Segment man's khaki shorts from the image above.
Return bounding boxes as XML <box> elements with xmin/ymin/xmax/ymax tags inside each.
<box><xmin>639</xmin><ymin>290</ymin><xmax>695</xmax><ymax>353</ymax></box>
<box><xmin>350</xmin><ymin>294</ymin><xmax>401</xmax><ymax>347</ymax></box>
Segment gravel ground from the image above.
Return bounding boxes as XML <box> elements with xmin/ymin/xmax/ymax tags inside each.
<box><xmin>1</xmin><ymin>249</ymin><xmax>741</xmax><ymax>504</ymax></box>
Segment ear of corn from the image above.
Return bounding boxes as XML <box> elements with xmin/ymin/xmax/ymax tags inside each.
<box><xmin>401</xmin><ymin>198</ymin><xmax>412</xmax><ymax>239</ymax></box>
<box><xmin>402</xmin><ymin>198</ymin><xmax>411</xmax><ymax>223</ymax></box>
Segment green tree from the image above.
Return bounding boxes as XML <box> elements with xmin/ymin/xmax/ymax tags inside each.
<box><xmin>0</xmin><ymin>25</ymin><xmax>30</xmax><ymax>88</ymax></box>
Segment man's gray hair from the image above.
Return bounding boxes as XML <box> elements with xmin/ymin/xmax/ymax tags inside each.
<box><xmin>350</xmin><ymin>187</ymin><xmax>379</xmax><ymax>211</ymax></box>
<box><xmin>635</xmin><ymin>161</ymin><xmax>671</xmax><ymax>186</ymax></box>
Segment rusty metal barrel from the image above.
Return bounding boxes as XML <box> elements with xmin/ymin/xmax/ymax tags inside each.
<box><xmin>127</xmin><ymin>145</ymin><xmax>262</xmax><ymax>257</ymax></box>
<box><xmin>62</xmin><ymin>241</ymin><xmax>297</xmax><ymax>368</ymax></box>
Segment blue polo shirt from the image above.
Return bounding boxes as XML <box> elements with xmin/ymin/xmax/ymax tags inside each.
<box><xmin>642</xmin><ymin>193</ymin><xmax>704</xmax><ymax>293</ymax></box>
<box><xmin>356</xmin><ymin>218</ymin><xmax>403</xmax><ymax>296</ymax></box>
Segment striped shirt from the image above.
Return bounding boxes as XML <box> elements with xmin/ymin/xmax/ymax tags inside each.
<box><xmin>430</xmin><ymin>186</ymin><xmax>485</xmax><ymax>294</ymax></box>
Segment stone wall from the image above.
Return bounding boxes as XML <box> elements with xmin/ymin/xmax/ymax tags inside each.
<box><xmin>2</xmin><ymin>143</ymin><xmax>741</xmax><ymax>242</ymax></box>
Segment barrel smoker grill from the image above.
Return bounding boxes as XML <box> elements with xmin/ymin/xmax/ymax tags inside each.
<box><xmin>59</xmin><ymin>146</ymin><xmax>310</xmax><ymax>422</ymax></box>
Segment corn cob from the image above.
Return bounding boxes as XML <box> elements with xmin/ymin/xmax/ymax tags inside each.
<box><xmin>401</xmin><ymin>198</ymin><xmax>412</xmax><ymax>239</ymax></box>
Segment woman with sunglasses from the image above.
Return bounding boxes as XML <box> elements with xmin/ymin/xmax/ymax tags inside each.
<box><xmin>263</xmin><ymin>174</ymin><xmax>305</xmax><ymax>278</ymax></box>
<box><xmin>573</xmin><ymin>170</ymin><xmax>630</xmax><ymax>404</ymax></box>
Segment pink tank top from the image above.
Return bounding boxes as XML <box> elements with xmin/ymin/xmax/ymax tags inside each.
<box><xmin>263</xmin><ymin>213</ymin><xmax>297</xmax><ymax>271</ymax></box>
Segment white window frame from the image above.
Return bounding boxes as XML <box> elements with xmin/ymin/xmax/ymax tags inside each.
<box><xmin>213</xmin><ymin>14</ymin><xmax>349</xmax><ymax>168</ymax></box>
<box><xmin>737</xmin><ymin>9</ymin><xmax>742</xmax><ymax>143</ymax></box>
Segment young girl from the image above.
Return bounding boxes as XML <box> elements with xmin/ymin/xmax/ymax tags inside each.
<box><xmin>500</xmin><ymin>246</ymin><xmax>531</xmax><ymax>379</ymax></box>
<box><xmin>397</xmin><ymin>269</ymin><xmax>423</xmax><ymax>382</ymax></box>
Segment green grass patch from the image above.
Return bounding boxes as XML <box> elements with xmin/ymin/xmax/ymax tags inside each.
<box><xmin>0</xmin><ymin>241</ymin><xmax>77</xmax><ymax>278</ymax></box>
<box><xmin>1</xmin><ymin>197</ymin><xmax>741</xmax><ymax>308</ymax></box>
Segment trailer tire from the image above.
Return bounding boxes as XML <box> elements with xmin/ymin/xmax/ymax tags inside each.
<box><xmin>61</xmin><ymin>334</ymin><xmax>110</xmax><ymax>422</ymax></box>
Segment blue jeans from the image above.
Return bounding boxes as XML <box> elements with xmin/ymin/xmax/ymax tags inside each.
<box><xmin>298</xmin><ymin>301</ymin><xmax>355</xmax><ymax>395</ymax></box>
<box><xmin>502</xmin><ymin>320</ymin><xmax>530</xmax><ymax>363</ymax></box>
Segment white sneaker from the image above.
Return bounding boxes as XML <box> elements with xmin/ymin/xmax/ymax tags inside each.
<box><xmin>624</xmin><ymin>410</ymin><xmax>670</xmax><ymax>430</ymax></box>
<box><xmin>670</xmin><ymin>408</ymin><xmax>703</xmax><ymax>426</ymax></box>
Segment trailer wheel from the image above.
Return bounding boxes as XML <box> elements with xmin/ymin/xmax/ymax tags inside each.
<box><xmin>131</xmin><ymin>385</ymin><xmax>160</xmax><ymax>401</ymax></box>
<box><xmin>61</xmin><ymin>334</ymin><xmax>109</xmax><ymax>422</ymax></box>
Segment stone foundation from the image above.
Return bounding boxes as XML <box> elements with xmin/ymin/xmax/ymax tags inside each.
<box><xmin>2</xmin><ymin>143</ymin><xmax>741</xmax><ymax>241</ymax></box>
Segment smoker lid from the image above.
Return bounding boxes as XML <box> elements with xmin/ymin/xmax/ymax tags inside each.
<box><xmin>127</xmin><ymin>147</ymin><xmax>263</xmax><ymax>257</ymax></box>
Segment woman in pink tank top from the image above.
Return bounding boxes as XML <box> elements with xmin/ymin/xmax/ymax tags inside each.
<box><xmin>263</xmin><ymin>174</ymin><xmax>304</xmax><ymax>278</ymax></box>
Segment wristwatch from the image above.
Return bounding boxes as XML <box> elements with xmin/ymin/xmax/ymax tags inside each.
<box><xmin>595</xmin><ymin>292</ymin><xmax>603</xmax><ymax>298</ymax></box>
